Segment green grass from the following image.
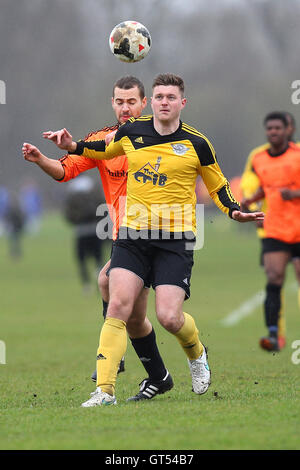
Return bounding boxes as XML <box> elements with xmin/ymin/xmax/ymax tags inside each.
<box><xmin>0</xmin><ymin>212</ymin><xmax>299</xmax><ymax>450</ymax></box>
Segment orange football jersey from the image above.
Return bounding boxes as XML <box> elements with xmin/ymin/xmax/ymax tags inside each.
<box><xmin>252</xmin><ymin>144</ymin><xmax>300</xmax><ymax>243</ymax></box>
<box><xmin>58</xmin><ymin>126</ymin><xmax>127</xmax><ymax>240</ymax></box>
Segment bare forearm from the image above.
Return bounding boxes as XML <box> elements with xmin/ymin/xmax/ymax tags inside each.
<box><xmin>246</xmin><ymin>187</ymin><xmax>265</xmax><ymax>204</ymax></box>
<box><xmin>280</xmin><ymin>188</ymin><xmax>300</xmax><ymax>200</ymax></box>
<box><xmin>35</xmin><ymin>154</ymin><xmax>65</xmax><ymax>180</ymax></box>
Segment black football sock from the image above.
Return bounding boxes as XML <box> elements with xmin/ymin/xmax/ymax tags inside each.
<box><xmin>102</xmin><ymin>300</ymin><xmax>108</xmax><ymax>320</ymax></box>
<box><xmin>264</xmin><ymin>283</ymin><xmax>282</xmax><ymax>337</ymax></box>
<box><xmin>130</xmin><ymin>328</ymin><xmax>167</xmax><ymax>382</ymax></box>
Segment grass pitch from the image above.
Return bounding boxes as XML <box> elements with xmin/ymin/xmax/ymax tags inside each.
<box><xmin>0</xmin><ymin>212</ymin><xmax>299</xmax><ymax>450</ymax></box>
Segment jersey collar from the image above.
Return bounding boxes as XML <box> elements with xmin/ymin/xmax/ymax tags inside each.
<box><xmin>151</xmin><ymin>117</ymin><xmax>183</xmax><ymax>140</ymax></box>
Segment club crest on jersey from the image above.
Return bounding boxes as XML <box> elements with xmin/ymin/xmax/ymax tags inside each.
<box><xmin>154</xmin><ymin>156</ymin><xmax>162</xmax><ymax>171</ymax></box>
<box><xmin>171</xmin><ymin>143</ymin><xmax>188</xmax><ymax>156</ymax></box>
<box><xmin>134</xmin><ymin>161</ymin><xmax>167</xmax><ymax>187</ymax></box>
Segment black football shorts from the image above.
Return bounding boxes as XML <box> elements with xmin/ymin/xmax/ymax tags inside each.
<box><xmin>262</xmin><ymin>237</ymin><xmax>300</xmax><ymax>259</ymax></box>
<box><xmin>108</xmin><ymin>229</ymin><xmax>195</xmax><ymax>299</ymax></box>
<box><xmin>106</xmin><ymin>239</ymin><xmax>153</xmax><ymax>288</ymax></box>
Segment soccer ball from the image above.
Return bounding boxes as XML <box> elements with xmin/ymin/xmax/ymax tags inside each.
<box><xmin>109</xmin><ymin>21</ymin><xmax>151</xmax><ymax>63</ymax></box>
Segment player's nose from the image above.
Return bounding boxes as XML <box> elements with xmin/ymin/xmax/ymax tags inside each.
<box><xmin>122</xmin><ymin>102</ymin><xmax>130</xmax><ymax>111</ymax></box>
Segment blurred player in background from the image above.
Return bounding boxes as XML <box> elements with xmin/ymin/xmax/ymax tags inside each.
<box><xmin>3</xmin><ymin>190</ymin><xmax>25</xmax><ymax>259</ymax></box>
<box><xmin>42</xmin><ymin>73</ymin><xmax>264</xmax><ymax>407</ymax></box>
<box><xmin>23</xmin><ymin>76</ymin><xmax>173</xmax><ymax>401</ymax></box>
<box><xmin>0</xmin><ymin>186</ymin><xmax>10</xmax><ymax>236</ymax></box>
<box><xmin>63</xmin><ymin>174</ymin><xmax>106</xmax><ymax>294</ymax></box>
<box><xmin>19</xmin><ymin>180</ymin><xmax>43</xmax><ymax>235</ymax></box>
<box><xmin>242</xmin><ymin>112</ymin><xmax>300</xmax><ymax>351</ymax></box>
<box><xmin>241</xmin><ymin>112</ymin><xmax>300</xmax><ymax>350</ymax></box>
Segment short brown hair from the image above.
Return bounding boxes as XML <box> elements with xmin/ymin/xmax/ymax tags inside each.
<box><xmin>152</xmin><ymin>73</ymin><xmax>185</xmax><ymax>96</ymax></box>
<box><xmin>113</xmin><ymin>76</ymin><xmax>145</xmax><ymax>100</ymax></box>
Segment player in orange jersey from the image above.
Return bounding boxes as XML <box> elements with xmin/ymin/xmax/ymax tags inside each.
<box><xmin>22</xmin><ymin>76</ymin><xmax>174</xmax><ymax>401</ymax></box>
<box><xmin>242</xmin><ymin>112</ymin><xmax>300</xmax><ymax>351</ymax></box>
<box><xmin>241</xmin><ymin>112</ymin><xmax>300</xmax><ymax>349</ymax></box>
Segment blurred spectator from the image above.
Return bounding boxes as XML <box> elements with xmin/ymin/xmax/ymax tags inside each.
<box><xmin>0</xmin><ymin>186</ymin><xmax>9</xmax><ymax>236</ymax></box>
<box><xmin>4</xmin><ymin>191</ymin><xmax>25</xmax><ymax>259</ymax></box>
<box><xmin>64</xmin><ymin>174</ymin><xmax>106</xmax><ymax>293</ymax></box>
<box><xmin>19</xmin><ymin>180</ymin><xmax>43</xmax><ymax>234</ymax></box>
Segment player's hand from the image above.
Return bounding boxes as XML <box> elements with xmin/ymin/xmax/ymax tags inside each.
<box><xmin>43</xmin><ymin>128</ymin><xmax>75</xmax><ymax>151</ymax></box>
<box><xmin>280</xmin><ymin>188</ymin><xmax>293</xmax><ymax>200</ymax></box>
<box><xmin>22</xmin><ymin>143</ymin><xmax>43</xmax><ymax>163</ymax></box>
<box><xmin>232</xmin><ymin>210</ymin><xmax>264</xmax><ymax>223</ymax></box>
<box><xmin>105</xmin><ymin>130</ymin><xmax>117</xmax><ymax>146</ymax></box>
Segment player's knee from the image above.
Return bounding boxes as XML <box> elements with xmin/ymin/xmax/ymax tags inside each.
<box><xmin>107</xmin><ymin>296</ymin><xmax>132</xmax><ymax>319</ymax></box>
<box><xmin>157</xmin><ymin>310</ymin><xmax>182</xmax><ymax>333</ymax></box>
<box><xmin>265</xmin><ymin>269</ymin><xmax>284</xmax><ymax>285</ymax></box>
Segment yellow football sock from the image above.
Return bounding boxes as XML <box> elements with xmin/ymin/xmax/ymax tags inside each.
<box><xmin>96</xmin><ymin>317</ymin><xmax>127</xmax><ymax>396</ymax></box>
<box><xmin>278</xmin><ymin>289</ymin><xmax>286</xmax><ymax>338</ymax></box>
<box><xmin>173</xmin><ymin>312</ymin><xmax>204</xmax><ymax>360</ymax></box>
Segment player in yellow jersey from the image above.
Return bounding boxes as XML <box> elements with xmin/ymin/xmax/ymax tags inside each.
<box><xmin>23</xmin><ymin>76</ymin><xmax>174</xmax><ymax>401</ymax></box>
<box><xmin>241</xmin><ymin>112</ymin><xmax>300</xmax><ymax>350</ymax></box>
<box><xmin>40</xmin><ymin>74</ymin><xmax>264</xmax><ymax>407</ymax></box>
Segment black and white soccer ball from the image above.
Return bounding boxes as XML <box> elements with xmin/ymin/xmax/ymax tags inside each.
<box><xmin>109</xmin><ymin>21</ymin><xmax>151</xmax><ymax>63</ymax></box>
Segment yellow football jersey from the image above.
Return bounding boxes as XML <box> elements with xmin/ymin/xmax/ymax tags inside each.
<box><xmin>74</xmin><ymin>116</ymin><xmax>240</xmax><ymax>234</ymax></box>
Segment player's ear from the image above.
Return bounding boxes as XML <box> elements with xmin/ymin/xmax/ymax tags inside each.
<box><xmin>181</xmin><ymin>98</ymin><xmax>187</xmax><ymax>109</ymax></box>
<box><xmin>150</xmin><ymin>97</ymin><xmax>154</xmax><ymax>111</ymax></box>
<box><xmin>142</xmin><ymin>96</ymin><xmax>147</xmax><ymax>109</ymax></box>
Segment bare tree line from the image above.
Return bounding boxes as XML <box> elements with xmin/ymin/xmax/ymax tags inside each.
<box><xmin>1</xmin><ymin>0</ymin><xmax>299</xmax><ymax>204</ymax></box>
